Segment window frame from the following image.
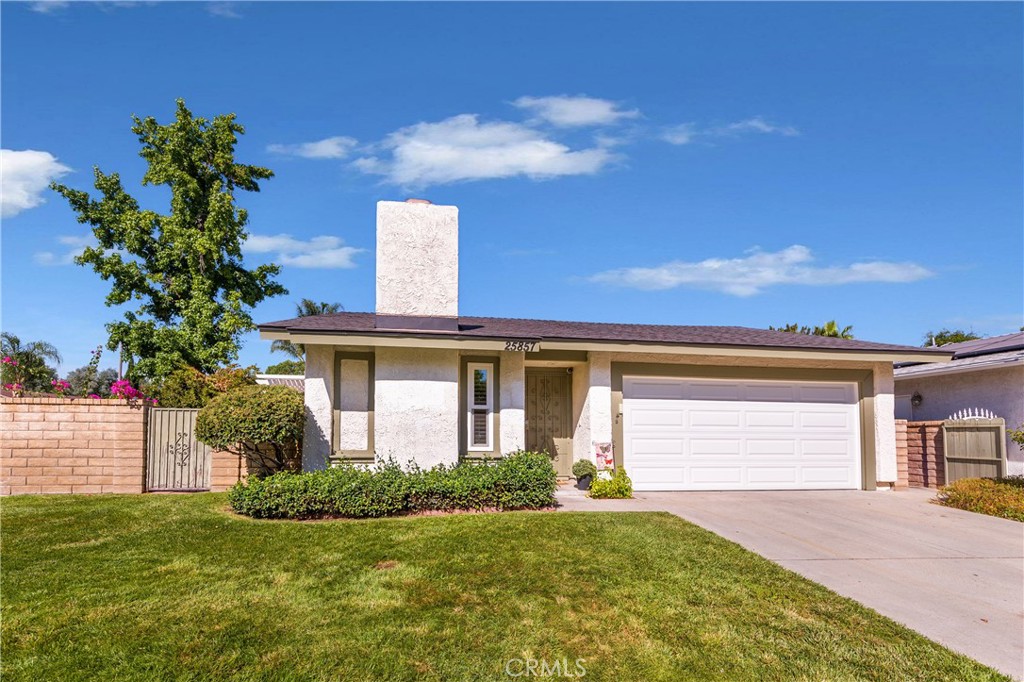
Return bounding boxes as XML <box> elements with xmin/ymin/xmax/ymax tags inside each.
<box><xmin>466</xmin><ymin>361</ymin><xmax>494</xmax><ymax>452</ymax></box>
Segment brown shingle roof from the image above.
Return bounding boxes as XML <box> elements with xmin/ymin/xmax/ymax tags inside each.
<box><xmin>260</xmin><ymin>312</ymin><xmax>948</xmax><ymax>356</ymax></box>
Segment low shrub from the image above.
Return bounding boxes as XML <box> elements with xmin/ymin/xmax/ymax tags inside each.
<box><xmin>937</xmin><ymin>477</ymin><xmax>1024</xmax><ymax>522</ymax></box>
<box><xmin>589</xmin><ymin>468</ymin><xmax>633</xmax><ymax>499</ymax></box>
<box><xmin>228</xmin><ymin>451</ymin><xmax>557</xmax><ymax>520</ymax></box>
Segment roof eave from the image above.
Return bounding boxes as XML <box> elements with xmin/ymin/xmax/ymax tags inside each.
<box><xmin>258</xmin><ymin>327</ymin><xmax>950</xmax><ymax>363</ymax></box>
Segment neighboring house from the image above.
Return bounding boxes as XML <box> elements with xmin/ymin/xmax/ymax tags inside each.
<box><xmin>895</xmin><ymin>333</ymin><xmax>1024</xmax><ymax>476</ymax></box>
<box><xmin>255</xmin><ymin>374</ymin><xmax>305</xmax><ymax>391</ymax></box>
<box><xmin>260</xmin><ymin>200</ymin><xmax>947</xmax><ymax>491</ymax></box>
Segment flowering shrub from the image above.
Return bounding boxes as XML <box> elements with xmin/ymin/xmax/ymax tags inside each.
<box><xmin>3</xmin><ymin>382</ymin><xmax>24</xmax><ymax>397</ymax></box>
<box><xmin>109</xmin><ymin>379</ymin><xmax>158</xmax><ymax>405</ymax></box>
<box><xmin>2</xmin><ymin>356</ymin><xmax>18</xmax><ymax>367</ymax></box>
<box><xmin>51</xmin><ymin>379</ymin><xmax>71</xmax><ymax>395</ymax></box>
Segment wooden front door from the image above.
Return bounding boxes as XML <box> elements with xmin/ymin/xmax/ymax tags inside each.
<box><xmin>526</xmin><ymin>369</ymin><xmax>574</xmax><ymax>477</ymax></box>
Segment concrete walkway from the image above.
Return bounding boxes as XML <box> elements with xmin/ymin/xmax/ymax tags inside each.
<box><xmin>556</xmin><ymin>487</ymin><xmax>1024</xmax><ymax>679</ymax></box>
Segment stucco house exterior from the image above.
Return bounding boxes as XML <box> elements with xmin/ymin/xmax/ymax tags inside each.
<box><xmin>260</xmin><ymin>200</ymin><xmax>948</xmax><ymax>491</ymax></box>
<box><xmin>895</xmin><ymin>332</ymin><xmax>1023</xmax><ymax>476</ymax></box>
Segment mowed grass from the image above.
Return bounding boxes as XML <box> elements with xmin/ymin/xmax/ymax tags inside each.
<box><xmin>1</xmin><ymin>494</ymin><xmax>1007</xmax><ymax>681</ymax></box>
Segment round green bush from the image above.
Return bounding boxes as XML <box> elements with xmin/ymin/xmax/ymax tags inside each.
<box><xmin>196</xmin><ymin>384</ymin><xmax>303</xmax><ymax>474</ymax></box>
<box><xmin>572</xmin><ymin>459</ymin><xmax>597</xmax><ymax>480</ymax></box>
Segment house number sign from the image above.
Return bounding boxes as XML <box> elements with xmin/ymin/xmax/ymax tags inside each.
<box><xmin>504</xmin><ymin>340</ymin><xmax>540</xmax><ymax>352</ymax></box>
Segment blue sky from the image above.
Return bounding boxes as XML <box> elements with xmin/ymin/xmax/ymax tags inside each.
<box><xmin>2</xmin><ymin>1</ymin><xmax>1022</xmax><ymax>374</ymax></box>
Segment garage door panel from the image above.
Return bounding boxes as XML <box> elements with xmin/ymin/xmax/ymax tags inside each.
<box><xmin>802</xmin><ymin>466</ymin><xmax>855</xmax><ymax>484</ymax></box>
<box><xmin>630</xmin><ymin>409</ymin><xmax>685</xmax><ymax>428</ymax></box>
<box><xmin>799</xmin><ymin>384</ymin><xmax>856</xmax><ymax>404</ymax></box>
<box><xmin>691</xmin><ymin>467</ymin><xmax>743</xmax><ymax>484</ymax></box>
<box><xmin>746</xmin><ymin>439</ymin><xmax>798</xmax><ymax>456</ymax></box>
<box><xmin>801</xmin><ymin>439</ymin><xmax>854</xmax><ymax>458</ymax></box>
<box><xmin>799</xmin><ymin>411</ymin><xmax>851</xmax><ymax>429</ymax></box>
<box><xmin>747</xmin><ymin>467</ymin><xmax>799</xmax><ymax>484</ymax></box>
<box><xmin>744</xmin><ymin>410</ymin><xmax>796</xmax><ymax>428</ymax></box>
<box><xmin>687</xmin><ymin>382</ymin><xmax>742</xmax><ymax>401</ymax></box>
<box><xmin>629</xmin><ymin>438</ymin><xmax>685</xmax><ymax>456</ymax></box>
<box><xmin>688</xmin><ymin>410</ymin><xmax>741</xmax><ymax>428</ymax></box>
<box><xmin>626</xmin><ymin>381</ymin><xmax>685</xmax><ymax>400</ymax></box>
<box><xmin>623</xmin><ymin>376</ymin><xmax>861</xmax><ymax>491</ymax></box>
<box><xmin>743</xmin><ymin>383</ymin><xmax>797</xmax><ymax>402</ymax></box>
<box><xmin>689</xmin><ymin>438</ymin><xmax>742</xmax><ymax>456</ymax></box>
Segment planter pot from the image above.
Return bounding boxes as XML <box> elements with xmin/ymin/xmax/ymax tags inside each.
<box><xmin>575</xmin><ymin>474</ymin><xmax>592</xmax><ymax>491</ymax></box>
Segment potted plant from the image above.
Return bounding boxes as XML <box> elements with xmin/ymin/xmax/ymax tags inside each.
<box><xmin>572</xmin><ymin>459</ymin><xmax>598</xmax><ymax>490</ymax></box>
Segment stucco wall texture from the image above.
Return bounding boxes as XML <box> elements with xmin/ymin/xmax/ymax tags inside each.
<box><xmin>302</xmin><ymin>344</ymin><xmax>334</xmax><ymax>470</ymax></box>
<box><xmin>499</xmin><ymin>351</ymin><xmax>526</xmax><ymax>454</ymax></box>
<box><xmin>896</xmin><ymin>366</ymin><xmax>1024</xmax><ymax>476</ymax></box>
<box><xmin>374</xmin><ymin>347</ymin><xmax>459</xmax><ymax>468</ymax></box>
<box><xmin>375</xmin><ymin>201</ymin><xmax>459</xmax><ymax>318</ymax></box>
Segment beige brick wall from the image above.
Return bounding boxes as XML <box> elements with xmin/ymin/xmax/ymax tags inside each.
<box><xmin>210</xmin><ymin>448</ymin><xmax>247</xmax><ymax>492</ymax></box>
<box><xmin>1</xmin><ymin>397</ymin><xmax>146</xmax><ymax>495</ymax></box>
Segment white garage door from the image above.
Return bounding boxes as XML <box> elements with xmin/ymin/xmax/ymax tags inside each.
<box><xmin>622</xmin><ymin>377</ymin><xmax>861</xmax><ymax>491</ymax></box>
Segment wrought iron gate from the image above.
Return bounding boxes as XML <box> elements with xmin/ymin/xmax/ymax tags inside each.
<box><xmin>146</xmin><ymin>408</ymin><xmax>211</xmax><ymax>491</ymax></box>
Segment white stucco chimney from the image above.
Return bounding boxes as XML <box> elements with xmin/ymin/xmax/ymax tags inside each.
<box><xmin>375</xmin><ymin>199</ymin><xmax>459</xmax><ymax>319</ymax></box>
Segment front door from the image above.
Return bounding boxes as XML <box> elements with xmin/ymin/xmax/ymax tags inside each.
<box><xmin>525</xmin><ymin>369</ymin><xmax>574</xmax><ymax>477</ymax></box>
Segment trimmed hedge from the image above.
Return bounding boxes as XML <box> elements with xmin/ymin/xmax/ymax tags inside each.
<box><xmin>228</xmin><ymin>451</ymin><xmax>558</xmax><ymax>520</ymax></box>
<box><xmin>937</xmin><ymin>477</ymin><xmax>1024</xmax><ymax>522</ymax></box>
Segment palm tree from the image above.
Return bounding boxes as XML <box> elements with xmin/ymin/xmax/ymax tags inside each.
<box><xmin>812</xmin><ymin>320</ymin><xmax>855</xmax><ymax>339</ymax></box>
<box><xmin>270</xmin><ymin>299</ymin><xmax>343</xmax><ymax>360</ymax></box>
<box><xmin>1</xmin><ymin>333</ymin><xmax>63</xmax><ymax>391</ymax></box>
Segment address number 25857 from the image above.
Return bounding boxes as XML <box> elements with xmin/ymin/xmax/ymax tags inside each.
<box><xmin>504</xmin><ymin>340</ymin><xmax>538</xmax><ymax>352</ymax></box>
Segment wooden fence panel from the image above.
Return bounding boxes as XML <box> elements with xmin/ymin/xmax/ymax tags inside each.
<box><xmin>146</xmin><ymin>408</ymin><xmax>211</xmax><ymax>491</ymax></box>
<box><xmin>942</xmin><ymin>418</ymin><xmax>1006</xmax><ymax>484</ymax></box>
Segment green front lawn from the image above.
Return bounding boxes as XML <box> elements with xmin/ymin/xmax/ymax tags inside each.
<box><xmin>1</xmin><ymin>494</ymin><xmax>1006</xmax><ymax>681</ymax></box>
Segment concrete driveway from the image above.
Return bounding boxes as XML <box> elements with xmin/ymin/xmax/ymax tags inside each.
<box><xmin>557</xmin><ymin>488</ymin><xmax>1024</xmax><ymax>679</ymax></box>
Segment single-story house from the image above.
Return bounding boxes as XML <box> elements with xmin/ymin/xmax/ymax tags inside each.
<box><xmin>260</xmin><ymin>200</ymin><xmax>949</xmax><ymax>491</ymax></box>
<box><xmin>895</xmin><ymin>332</ymin><xmax>1023</xmax><ymax>476</ymax></box>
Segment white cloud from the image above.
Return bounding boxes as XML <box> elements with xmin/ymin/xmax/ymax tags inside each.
<box><xmin>29</xmin><ymin>1</ymin><xmax>70</xmax><ymax>13</ymax></box>
<box><xmin>662</xmin><ymin>123</ymin><xmax>698</xmax><ymax>145</ymax></box>
<box><xmin>512</xmin><ymin>95</ymin><xmax>640</xmax><ymax>127</ymax></box>
<box><xmin>245</xmin><ymin>233</ymin><xmax>363</xmax><ymax>269</ymax></box>
<box><xmin>267</xmin><ymin>136</ymin><xmax>357</xmax><ymax>159</ymax></box>
<box><xmin>206</xmin><ymin>2</ymin><xmax>241</xmax><ymax>18</ymax></box>
<box><xmin>1</xmin><ymin>149</ymin><xmax>71</xmax><ymax>218</ymax></box>
<box><xmin>589</xmin><ymin>245</ymin><xmax>932</xmax><ymax>296</ymax></box>
<box><xmin>354</xmin><ymin>114</ymin><xmax>615</xmax><ymax>187</ymax></box>
<box><xmin>34</xmin><ymin>234</ymin><xmax>93</xmax><ymax>266</ymax></box>
<box><xmin>710</xmin><ymin>117</ymin><xmax>799</xmax><ymax>137</ymax></box>
<box><xmin>662</xmin><ymin>117</ymin><xmax>799</xmax><ymax>145</ymax></box>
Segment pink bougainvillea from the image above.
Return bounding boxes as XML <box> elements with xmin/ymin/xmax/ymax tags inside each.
<box><xmin>51</xmin><ymin>379</ymin><xmax>71</xmax><ymax>395</ymax></box>
<box><xmin>110</xmin><ymin>379</ymin><xmax>145</xmax><ymax>401</ymax></box>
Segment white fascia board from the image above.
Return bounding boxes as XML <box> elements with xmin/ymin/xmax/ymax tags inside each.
<box><xmin>895</xmin><ymin>355</ymin><xmax>1024</xmax><ymax>380</ymax></box>
<box><xmin>259</xmin><ymin>330</ymin><xmax>949</xmax><ymax>364</ymax></box>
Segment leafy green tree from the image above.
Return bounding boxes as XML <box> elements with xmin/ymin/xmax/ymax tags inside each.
<box><xmin>155</xmin><ymin>365</ymin><xmax>257</xmax><ymax>408</ymax></box>
<box><xmin>50</xmin><ymin>99</ymin><xmax>286</xmax><ymax>382</ymax></box>
<box><xmin>1</xmin><ymin>333</ymin><xmax>61</xmax><ymax>391</ymax></box>
<box><xmin>769</xmin><ymin>321</ymin><xmax>854</xmax><ymax>339</ymax></box>
<box><xmin>923</xmin><ymin>329</ymin><xmax>982</xmax><ymax>347</ymax></box>
<box><xmin>65</xmin><ymin>366</ymin><xmax>118</xmax><ymax>397</ymax></box>
<box><xmin>266</xmin><ymin>359</ymin><xmax>305</xmax><ymax>375</ymax></box>
<box><xmin>270</xmin><ymin>299</ymin><xmax>343</xmax><ymax>360</ymax></box>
